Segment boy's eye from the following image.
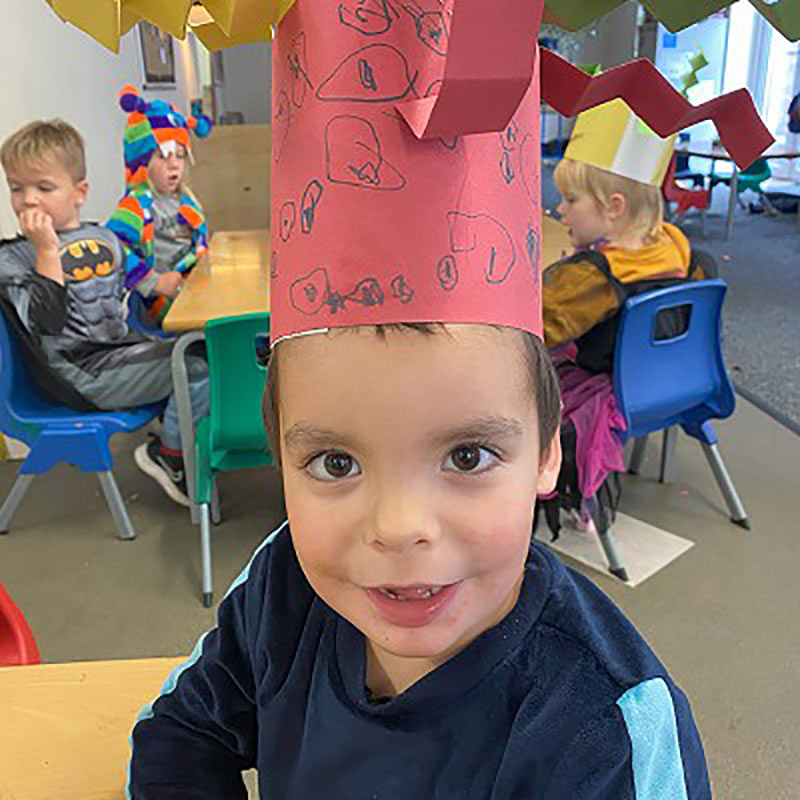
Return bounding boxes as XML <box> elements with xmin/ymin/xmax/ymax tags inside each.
<box><xmin>443</xmin><ymin>445</ymin><xmax>499</xmax><ymax>474</ymax></box>
<box><xmin>307</xmin><ymin>451</ymin><xmax>362</xmax><ymax>481</ymax></box>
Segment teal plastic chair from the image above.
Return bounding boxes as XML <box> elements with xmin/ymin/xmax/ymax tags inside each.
<box><xmin>194</xmin><ymin>313</ymin><xmax>273</xmax><ymax>606</ymax></box>
<box><xmin>710</xmin><ymin>157</ymin><xmax>773</xmax><ymax>208</ymax></box>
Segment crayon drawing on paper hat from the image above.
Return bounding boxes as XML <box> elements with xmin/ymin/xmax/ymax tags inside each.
<box><xmin>269</xmin><ymin>0</ymin><xmax>546</xmax><ymax>343</ymax></box>
<box><xmin>565</xmin><ymin>98</ymin><xmax>677</xmax><ymax>188</ymax></box>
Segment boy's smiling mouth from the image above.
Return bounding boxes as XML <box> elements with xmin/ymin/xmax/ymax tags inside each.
<box><xmin>377</xmin><ymin>584</ymin><xmax>445</xmax><ymax>601</ymax></box>
<box><xmin>365</xmin><ymin>582</ymin><xmax>461</xmax><ymax>628</ymax></box>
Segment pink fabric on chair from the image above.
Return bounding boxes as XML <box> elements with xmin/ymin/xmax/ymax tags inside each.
<box><xmin>557</xmin><ymin>359</ymin><xmax>627</xmax><ymax>500</ymax></box>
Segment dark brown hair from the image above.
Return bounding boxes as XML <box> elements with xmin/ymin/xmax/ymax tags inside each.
<box><xmin>263</xmin><ymin>324</ymin><xmax>561</xmax><ymax>466</ymax></box>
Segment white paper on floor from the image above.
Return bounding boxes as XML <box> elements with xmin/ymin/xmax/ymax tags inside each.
<box><xmin>534</xmin><ymin>512</ymin><xmax>694</xmax><ymax>587</ymax></box>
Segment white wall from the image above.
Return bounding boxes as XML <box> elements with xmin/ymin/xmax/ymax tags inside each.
<box><xmin>220</xmin><ymin>43</ymin><xmax>272</xmax><ymax>123</ymax></box>
<box><xmin>0</xmin><ymin>0</ymin><xmax>200</xmax><ymax>237</ymax></box>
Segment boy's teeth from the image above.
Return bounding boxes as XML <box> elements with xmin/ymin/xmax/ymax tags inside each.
<box><xmin>379</xmin><ymin>585</ymin><xmax>444</xmax><ymax>601</ymax></box>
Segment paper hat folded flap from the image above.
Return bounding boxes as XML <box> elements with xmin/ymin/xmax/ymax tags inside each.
<box><xmin>565</xmin><ymin>99</ymin><xmax>676</xmax><ymax>187</ymax></box>
<box><xmin>396</xmin><ymin>0</ymin><xmax>543</xmax><ymax>140</ymax></box>
<box><xmin>270</xmin><ymin>0</ymin><xmax>543</xmax><ymax>343</ymax></box>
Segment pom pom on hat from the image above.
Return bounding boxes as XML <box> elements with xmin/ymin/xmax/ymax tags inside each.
<box><xmin>188</xmin><ymin>115</ymin><xmax>214</xmax><ymax>139</ymax></box>
<box><xmin>119</xmin><ymin>84</ymin><xmax>147</xmax><ymax>114</ymax></box>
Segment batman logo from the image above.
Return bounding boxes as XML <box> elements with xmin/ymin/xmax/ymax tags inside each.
<box><xmin>60</xmin><ymin>239</ymin><xmax>116</xmax><ymax>282</ymax></box>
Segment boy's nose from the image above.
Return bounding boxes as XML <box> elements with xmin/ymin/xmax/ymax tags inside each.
<box><xmin>366</xmin><ymin>484</ymin><xmax>439</xmax><ymax>552</ymax></box>
<box><xmin>22</xmin><ymin>189</ymin><xmax>39</xmax><ymax>207</ymax></box>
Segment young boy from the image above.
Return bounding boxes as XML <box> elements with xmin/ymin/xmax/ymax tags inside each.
<box><xmin>543</xmin><ymin>99</ymin><xmax>715</xmax><ymax>374</ymax></box>
<box><xmin>127</xmin><ymin>5</ymin><xmax>710</xmax><ymax>797</ymax></box>
<box><xmin>108</xmin><ymin>86</ymin><xmax>212</xmax><ymax>328</ymax></box>
<box><xmin>0</xmin><ymin>120</ymin><xmax>208</xmax><ymax>505</ymax></box>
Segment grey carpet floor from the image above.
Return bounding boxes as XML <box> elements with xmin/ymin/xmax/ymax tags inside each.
<box><xmin>542</xmin><ymin>162</ymin><xmax>800</xmax><ymax>430</ymax></box>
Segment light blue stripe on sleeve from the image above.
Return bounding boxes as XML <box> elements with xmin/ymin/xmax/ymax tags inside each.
<box><xmin>125</xmin><ymin>520</ymin><xmax>289</xmax><ymax>798</ymax></box>
<box><xmin>617</xmin><ymin>677</ymin><xmax>689</xmax><ymax>800</ymax></box>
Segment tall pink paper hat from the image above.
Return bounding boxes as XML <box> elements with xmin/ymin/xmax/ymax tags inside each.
<box><xmin>270</xmin><ymin>0</ymin><xmax>545</xmax><ymax>343</ymax></box>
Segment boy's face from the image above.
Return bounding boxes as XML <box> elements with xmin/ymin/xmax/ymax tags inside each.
<box><xmin>279</xmin><ymin>325</ymin><xmax>560</xmax><ymax>689</ymax></box>
<box><xmin>557</xmin><ymin>188</ymin><xmax>610</xmax><ymax>248</ymax></box>
<box><xmin>5</xmin><ymin>157</ymin><xmax>87</xmax><ymax>232</ymax></box>
<box><xmin>148</xmin><ymin>143</ymin><xmax>187</xmax><ymax>194</ymax></box>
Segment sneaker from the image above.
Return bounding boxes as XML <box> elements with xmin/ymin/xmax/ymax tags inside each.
<box><xmin>567</xmin><ymin>509</ymin><xmax>597</xmax><ymax>536</ymax></box>
<box><xmin>134</xmin><ymin>434</ymin><xmax>190</xmax><ymax>507</ymax></box>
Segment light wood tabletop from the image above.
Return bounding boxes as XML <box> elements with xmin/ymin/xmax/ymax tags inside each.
<box><xmin>0</xmin><ymin>657</ymin><xmax>182</xmax><ymax>799</ymax></box>
<box><xmin>163</xmin><ymin>229</ymin><xmax>271</xmax><ymax>332</ymax></box>
<box><xmin>541</xmin><ymin>214</ymin><xmax>572</xmax><ymax>267</ymax></box>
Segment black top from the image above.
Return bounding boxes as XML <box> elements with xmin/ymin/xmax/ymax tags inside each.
<box><xmin>129</xmin><ymin>523</ymin><xmax>710</xmax><ymax>799</ymax></box>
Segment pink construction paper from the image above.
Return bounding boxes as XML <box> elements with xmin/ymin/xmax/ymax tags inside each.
<box><xmin>396</xmin><ymin>0</ymin><xmax>544</xmax><ymax>139</ymax></box>
<box><xmin>541</xmin><ymin>49</ymin><xmax>774</xmax><ymax>169</ymax></box>
<box><xmin>271</xmin><ymin>0</ymin><xmax>543</xmax><ymax>342</ymax></box>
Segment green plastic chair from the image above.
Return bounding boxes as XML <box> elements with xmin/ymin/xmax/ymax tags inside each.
<box><xmin>710</xmin><ymin>157</ymin><xmax>773</xmax><ymax>209</ymax></box>
<box><xmin>194</xmin><ymin>313</ymin><xmax>273</xmax><ymax>606</ymax></box>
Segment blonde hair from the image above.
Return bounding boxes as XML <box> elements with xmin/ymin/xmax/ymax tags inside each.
<box><xmin>1</xmin><ymin>119</ymin><xmax>86</xmax><ymax>183</ymax></box>
<box><xmin>554</xmin><ymin>158</ymin><xmax>663</xmax><ymax>244</ymax></box>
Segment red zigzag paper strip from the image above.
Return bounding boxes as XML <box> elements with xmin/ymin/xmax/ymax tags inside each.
<box><xmin>541</xmin><ymin>49</ymin><xmax>774</xmax><ymax>169</ymax></box>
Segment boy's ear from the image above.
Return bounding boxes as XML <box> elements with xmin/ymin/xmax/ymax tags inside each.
<box><xmin>75</xmin><ymin>179</ymin><xmax>89</xmax><ymax>207</ymax></box>
<box><xmin>606</xmin><ymin>192</ymin><xmax>627</xmax><ymax>222</ymax></box>
<box><xmin>536</xmin><ymin>428</ymin><xmax>562</xmax><ymax>496</ymax></box>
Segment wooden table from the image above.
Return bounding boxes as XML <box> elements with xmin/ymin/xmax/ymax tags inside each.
<box><xmin>676</xmin><ymin>144</ymin><xmax>800</xmax><ymax>239</ymax></box>
<box><xmin>164</xmin><ymin>229</ymin><xmax>271</xmax><ymax>332</ymax></box>
<box><xmin>541</xmin><ymin>214</ymin><xmax>572</xmax><ymax>266</ymax></box>
<box><xmin>0</xmin><ymin>657</ymin><xmax>182</xmax><ymax>799</ymax></box>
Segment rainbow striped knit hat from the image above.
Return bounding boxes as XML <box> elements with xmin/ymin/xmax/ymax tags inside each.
<box><xmin>118</xmin><ymin>85</ymin><xmax>213</xmax><ymax>186</ymax></box>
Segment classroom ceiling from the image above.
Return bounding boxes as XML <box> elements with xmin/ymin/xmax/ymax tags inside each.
<box><xmin>44</xmin><ymin>0</ymin><xmax>799</xmax><ymax>53</ymax></box>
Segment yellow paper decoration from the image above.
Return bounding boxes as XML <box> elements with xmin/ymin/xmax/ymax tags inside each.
<box><xmin>565</xmin><ymin>99</ymin><xmax>677</xmax><ymax>187</ymax></box>
<box><xmin>44</xmin><ymin>0</ymin><xmax>296</xmax><ymax>53</ymax></box>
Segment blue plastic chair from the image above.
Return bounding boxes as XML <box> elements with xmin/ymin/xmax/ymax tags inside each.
<box><xmin>0</xmin><ymin>307</ymin><xmax>164</xmax><ymax>540</ymax></box>
<box><xmin>597</xmin><ymin>280</ymin><xmax>750</xmax><ymax>578</ymax></box>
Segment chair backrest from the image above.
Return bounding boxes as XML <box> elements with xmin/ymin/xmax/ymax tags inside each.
<box><xmin>742</xmin><ymin>157</ymin><xmax>771</xmax><ymax>179</ymax></box>
<box><xmin>205</xmin><ymin>313</ymin><xmax>271</xmax><ymax>457</ymax></box>
<box><xmin>613</xmin><ymin>280</ymin><xmax>735</xmax><ymax>439</ymax></box>
<box><xmin>0</xmin><ymin>305</ymin><xmax>47</xmax><ymax>444</ymax></box>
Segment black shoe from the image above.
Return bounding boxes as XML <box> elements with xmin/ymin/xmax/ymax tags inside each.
<box><xmin>134</xmin><ymin>435</ymin><xmax>190</xmax><ymax>507</ymax></box>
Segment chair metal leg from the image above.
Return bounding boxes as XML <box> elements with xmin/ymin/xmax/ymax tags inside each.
<box><xmin>659</xmin><ymin>427</ymin><xmax>678</xmax><ymax>484</ymax></box>
<box><xmin>171</xmin><ymin>330</ymin><xmax>206</xmax><ymax>525</ymax></box>
<box><xmin>628</xmin><ymin>436</ymin><xmax>648</xmax><ymax>475</ymax></box>
<box><xmin>0</xmin><ymin>474</ymin><xmax>35</xmax><ymax>533</ymax></box>
<box><xmin>199</xmin><ymin>503</ymin><xmax>213</xmax><ymax>607</ymax></box>
<box><xmin>210</xmin><ymin>479</ymin><xmax>221</xmax><ymax>525</ymax></box>
<box><xmin>97</xmin><ymin>472</ymin><xmax>136</xmax><ymax>540</ymax></box>
<box><xmin>701</xmin><ymin>443</ymin><xmax>750</xmax><ymax>530</ymax></box>
<box><xmin>597</xmin><ymin>527</ymin><xmax>629</xmax><ymax>582</ymax></box>
<box><xmin>725</xmin><ymin>169</ymin><xmax>738</xmax><ymax>240</ymax></box>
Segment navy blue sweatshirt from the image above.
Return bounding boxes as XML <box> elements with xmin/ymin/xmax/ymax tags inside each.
<box><xmin>128</xmin><ymin>523</ymin><xmax>710</xmax><ymax>799</ymax></box>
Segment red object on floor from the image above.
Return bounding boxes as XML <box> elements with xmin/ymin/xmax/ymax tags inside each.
<box><xmin>0</xmin><ymin>582</ymin><xmax>40</xmax><ymax>666</ymax></box>
<box><xmin>663</xmin><ymin>153</ymin><xmax>711</xmax><ymax>215</ymax></box>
